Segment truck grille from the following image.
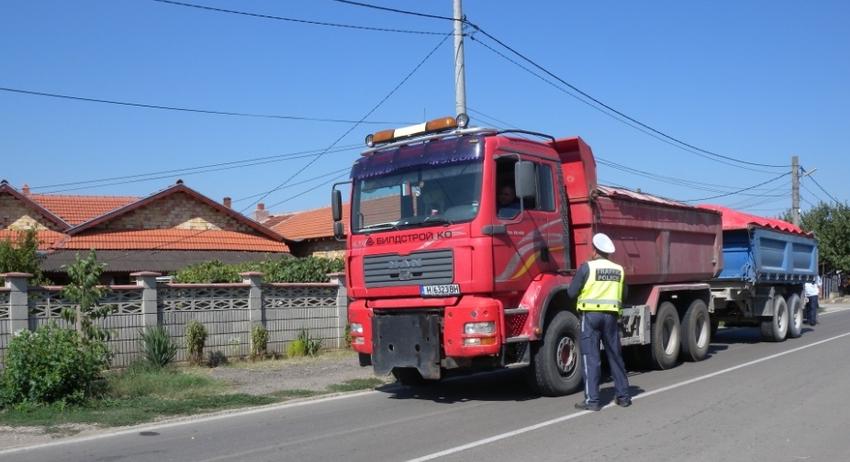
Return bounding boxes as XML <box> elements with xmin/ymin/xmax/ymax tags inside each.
<box><xmin>364</xmin><ymin>249</ymin><xmax>453</xmax><ymax>288</ymax></box>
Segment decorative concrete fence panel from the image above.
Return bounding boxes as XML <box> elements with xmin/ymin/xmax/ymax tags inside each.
<box><xmin>159</xmin><ymin>285</ymin><xmax>252</xmax><ymax>362</ymax></box>
<box><xmin>0</xmin><ymin>272</ymin><xmax>349</xmax><ymax>368</ymax></box>
<box><xmin>263</xmin><ymin>284</ymin><xmax>340</xmax><ymax>351</ymax></box>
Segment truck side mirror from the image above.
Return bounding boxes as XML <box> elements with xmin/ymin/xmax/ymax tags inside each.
<box><xmin>514</xmin><ymin>161</ymin><xmax>537</xmax><ymax>199</ymax></box>
<box><xmin>331</xmin><ymin>190</ymin><xmax>343</xmax><ymax>222</ymax></box>
<box><xmin>333</xmin><ymin>221</ymin><xmax>345</xmax><ymax>241</ymax></box>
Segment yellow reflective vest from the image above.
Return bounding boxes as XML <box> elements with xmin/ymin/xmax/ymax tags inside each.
<box><xmin>577</xmin><ymin>259</ymin><xmax>625</xmax><ymax>313</ymax></box>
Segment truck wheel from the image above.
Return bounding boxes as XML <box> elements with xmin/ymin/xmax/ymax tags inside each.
<box><xmin>787</xmin><ymin>293</ymin><xmax>804</xmax><ymax>339</ymax></box>
<box><xmin>391</xmin><ymin>368</ymin><xmax>438</xmax><ymax>387</ymax></box>
<box><xmin>680</xmin><ymin>299</ymin><xmax>711</xmax><ymax>362</ymax></box>
<box><xmin>760</xmin><ymin>295</ymin><xmax>789</xmax><ymax>342</ymax></box>
<box><xmin>650</xmin><ymin>302</ymin><xmax>681</xmax><ymax>370</ymax></box>
<box><xmin>528</xmin><ymin>311</ymin><xmax>583</xmax><ymax>397</ymax></box>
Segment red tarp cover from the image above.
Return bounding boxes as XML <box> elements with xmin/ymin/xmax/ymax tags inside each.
<box><xmin>699</xmin><ymin>204</ymin><xmax>810</xmax><ymax>236</ymax></box>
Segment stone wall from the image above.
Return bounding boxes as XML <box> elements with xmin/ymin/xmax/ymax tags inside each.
<box><xmin>95</xmin><ymin>192</ymin><xmax>253</xmax><ymax>232</ymax></box>
<box><xmin>0</xmin><ymin>195</ymin><xmax>59</xmax><ymax>231</ymax></box>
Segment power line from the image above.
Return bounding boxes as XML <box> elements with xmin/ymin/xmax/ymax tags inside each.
<box><xmin>0</xmin><ymin>87</ymin><xmax>411</xmax><ymax>125</ymax></box>
<box><xmin>330</xmin><ymin>0</ymin><xmax>457</xmax><ymax>21</ymax></box>
<box><xmin>800</xmin><ymin>181</ymin><xmax>827</xmax><ymax>205</ymax></box>
<box><xmin>803</xmin><ymin>168</ymin><xmax>842</xmax><ymax>204</ymax></box>
<box><xmin>723</xmin><ymin>180</ymin><xmax>790</xmax><ymax>209</ymax></box>
<box><xmin>467</xmin><ymin>38</ymin><xmax>778</xmax><ymax>174</ymax></box>
<box><xmin>241</xmin><ymin>31</ymin><xmax>452</xmax><ymax>214</ymax></box>
<box><xmin>467</xmin><ymin>107</ymin><xmax>783</xmax><ymax>200</ymax></box>
<box><xmin>682</xmin><ymin>172</ymin><xmax>790</xmax><ymax>202</ymax></box>
<box><xmin>31</xmin><ymin>145</ymin><xmax>361</xmax><ymax>192</ymax></box>
<box><xmin>233</xmin><ymin>167</ymin><xmax>351</xmax><ymax>203</ymax></box>
<box><xmin>269</xmin><ymin>172</ymin><xmax>351</xmax><ymax>209</ymax></box>
<box><xmin>597</xmin><ymin>158</ymin><xmax>786</xmax><ymax>196</ymax></box>
<box><xmin>150</xmin><ymin>0</ymin><xmax>445</xmax><ymax>35</ymax></box>
<box><xmin>330</xmin><ymin>1</ymin><xmax>790</xmax><ymax>171</ymax></box>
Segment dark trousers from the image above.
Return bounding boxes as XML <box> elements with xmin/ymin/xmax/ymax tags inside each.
<box><xmin>806</xmin><ymin>295</ymin><xmax>819</xmax><ymax>325</ymax></box>
<box><xmin>579</xmin><ymin>311</ymin><xmax>630</xmax><ymax>405</ymax></box>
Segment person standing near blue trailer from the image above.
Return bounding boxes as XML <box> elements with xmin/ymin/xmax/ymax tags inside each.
<box><xmin>804</xmin><ymin>275</ymin><xmax>822</xmax><ymax>326</ymax></box>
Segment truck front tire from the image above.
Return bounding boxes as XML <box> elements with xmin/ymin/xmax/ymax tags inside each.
<box><xmin>787</xmin><ymin>293</ymin><xmax>804</xmax><ymax>339</ymax></box>
<box><xmin>528</xmin><ymin>311</ymin><xmax>583</xmax><ymax>397</ymax></box>
<box><xmin>760</xmin><ymin>295</ymin><xmax>789</xmax><ymax>342</ymax></box>
<box><xmin>680</xmin><ymin>299</ymin><xmax>711</xmax><ymax>362</ymax></box>
<box><xmin>650</xmin><ymin>302</ymin><xmax>681</xmax><ymax>370</ymax></box>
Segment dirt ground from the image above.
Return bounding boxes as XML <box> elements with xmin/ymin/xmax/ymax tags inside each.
<box><xmin>205</xmin><ymin>349</ymin><xmax>388</xmax><ymax>395</ymax></box>
<box><xmin>0</xmin><ymin>350</ymin><xmax>389</xmax><ymax>450</ymax></box>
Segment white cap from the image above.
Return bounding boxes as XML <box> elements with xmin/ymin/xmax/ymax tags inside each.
<box><xmin>592</xmin><ymin>233</ymin><xmax>616</xmax><ymax>254</ymax></box>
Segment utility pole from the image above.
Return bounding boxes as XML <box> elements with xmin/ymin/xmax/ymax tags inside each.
<box><xmin>452</xmin><ymin>0</ymin><xmax>467</xmax><ymax>116</ymax></box>
<box><xmin>791</xmin><ymin>155</ymin><xmax>800</xmax><ymax>226</ymax></box>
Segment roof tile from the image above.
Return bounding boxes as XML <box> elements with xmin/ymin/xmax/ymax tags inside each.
<box><xmin>29</xmin><ymin>194</ymin><xmax>138</xmax><ymax>225</ymax></box>
<box><xmin>61</xmin><ymin>229</ymin><xmax>288</xmax><ymax>252</ymax></box>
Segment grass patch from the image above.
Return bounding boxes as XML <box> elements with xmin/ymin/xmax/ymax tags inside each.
<box><xmin>0</xmin><ymin>363</ymin><xmax>279</xmax><ymax>428</ymax></box>
<box><xmin>326</xmin><ymin>378</ymin><xmax>385</xmax><ymax>393</ymax></box>
<box><xmin>223</xmin><ymin>349</ymin><xmax>357</xmax><ymax>370</ymax></box>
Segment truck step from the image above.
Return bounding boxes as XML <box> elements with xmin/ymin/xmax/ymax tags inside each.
<box><xmin>504</xmin><ymin>308</ymin><xmax>529</xmax><ymax>315</ymax></box>
<box><xmin>505</xmin><ymin>335</ymin><xmax>530</xmax><ymax>344</ymax></box>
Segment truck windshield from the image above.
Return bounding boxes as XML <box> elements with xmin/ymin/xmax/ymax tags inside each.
<box><xmin>352</xmin><ymin>160</ymin><xmax>483</xmax><ymax>232</ymax></box>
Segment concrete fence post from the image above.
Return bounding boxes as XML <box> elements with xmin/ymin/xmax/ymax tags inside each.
<box><xmin>3</xmin><ymin>272</ymin><xmax>32</xmax><ymax>334</ymax></box>
<box><xmin>132</xmin><ymin>272</ymin><xmax>161</xmax><ymax>330</ymax></box>
<box><xmin>328</xmin><ymin>272</ymin><xmax>348</xmax><ymax>348</ymax></box>
<box><xmin>240</xmin><ymin>272</ymin><xmax>264</xmax><ymax>327</ymax></box>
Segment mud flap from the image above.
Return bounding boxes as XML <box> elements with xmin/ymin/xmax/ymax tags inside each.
<box><xmin>372</xmin><ymin>312</ymin><xmax>442</xmax><ymax>379</ymax></box>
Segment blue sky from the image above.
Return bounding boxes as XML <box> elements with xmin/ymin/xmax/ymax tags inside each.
<box><xmin>2</xmin><ymin>0</ymin><xmax>848</xmax><ymax>217</ymax></box>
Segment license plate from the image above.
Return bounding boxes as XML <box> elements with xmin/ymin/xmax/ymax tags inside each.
<box><xmin>420</xmin><ymin>284</ymin><xmax>461</xmax><ymax>297</ymax></box>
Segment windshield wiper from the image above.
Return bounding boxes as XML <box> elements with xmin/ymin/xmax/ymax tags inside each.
<box><xmin>359</xmin><ymin>222</ymin><xmax>399</xmax><ymax>233</ymax></box>
<box><xmin>422</xmin><ymin>215</ymin><xmax>453</xmax><ymax>225</ymax></box>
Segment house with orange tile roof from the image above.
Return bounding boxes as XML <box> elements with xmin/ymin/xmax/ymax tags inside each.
<box><xmin>0</xmin><ymin>180</ymin><xmax>289</xmax><ymax>283</ymax></box>
<box><xmin>266</xmin><ymin>196</ymin><xmax>399</xmax><ymax>258</ymax></box>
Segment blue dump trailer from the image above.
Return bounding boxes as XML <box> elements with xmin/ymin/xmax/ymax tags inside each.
<box><xmin>705</xmin><ymin>206</ymin><xmax>819</xmax><ymax>342</ymax></box>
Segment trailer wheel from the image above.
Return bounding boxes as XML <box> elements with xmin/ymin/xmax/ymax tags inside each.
<box><xmin>760</xmin><ymin>295</ymin><xmax>789</xmax><ymax>342</ymax></box>
<box><xmin>650</xmin><ymin>302</ymin><xmax>681</xmax><ymax>370</ymax></box>
<box><xmin>391</xmin><ymin>368</ymin><xmax>439</xmax><ymax>387</ymax></box>
<box><xmin>528</xmin><ymin>311</ymin><xmax>583</xmax><ymax>396</ymax></box>
<box><xmin>787</xmin><ymin>293</ymin><xmax>804</xmax><ymax>339</ymax></box>
<box><xmin>680</xmin><ymin>299</ymin><xmax>711</xmax><ymax>362</ymax></box>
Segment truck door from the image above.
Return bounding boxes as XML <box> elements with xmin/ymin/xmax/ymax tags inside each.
<box><xmin>492</xmin><ymin>156</ymin><xmax>561</xmax><ymax>293</ymax></box>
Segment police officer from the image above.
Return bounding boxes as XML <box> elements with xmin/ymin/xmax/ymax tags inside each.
<box><xmin>569</xmin><ymin>233</ymin><xmax>631</xmax><ymax>411</ymax></box>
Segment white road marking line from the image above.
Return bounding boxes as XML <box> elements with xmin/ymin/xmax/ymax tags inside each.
<box><xmin>406</xmin><ymin>330</ymin><xmax>850</xmax><ymax>462</ymax></box>
<box><xmin>0</xmin><ymin>390</ymin><xmax>378</xmax><ymax>456</ymax></box>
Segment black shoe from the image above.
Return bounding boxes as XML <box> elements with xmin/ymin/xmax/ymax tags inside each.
<box><xmin>616</xmin><ymin>397</ymin><xmax>632</xmax><ymax>408</ymax></box>
<box><xmin>574</xmin><ymin>402</ymin><xmax>601</xmax><ymax>412</ymax></box>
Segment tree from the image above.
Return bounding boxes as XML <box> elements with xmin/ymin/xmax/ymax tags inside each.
<box><xmin>798</xmin><ymin>202</ymin><xmax>850</xmax><ymax>274</ymax></box>
<box><xmin>61</xmin><ymin>250</ymin><xmax>113</xmax><ymax>342</ymax></box>
<box><xmin>0</xmin><ymin>228</ymin><xmax>47</xmax><ymax>284</ymax></box>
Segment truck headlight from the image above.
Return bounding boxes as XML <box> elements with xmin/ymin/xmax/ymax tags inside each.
<box><xmin>350</xmin><ymin>323</ymin><xmax>363</xmax><ymax>334</ymax></box>
<box><xmin>464</xmin><ymin>322</ymin><xmax>495</xmax><ymax>335</ymax></box>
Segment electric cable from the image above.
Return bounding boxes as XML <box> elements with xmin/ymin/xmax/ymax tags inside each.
<box><xmin>150</xmin><ymin>0</ymin><xmax>445</xmax><ymax>35</ymax></box>
<box><xmin>0</xmin><ymin>87</ymin><xmax>412</xmax><ymax>125</ymax></box>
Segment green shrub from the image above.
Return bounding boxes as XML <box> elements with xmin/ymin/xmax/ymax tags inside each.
<box><xmin>206</xmin><ymin>351</ymin><xmax>228</xmax><ymax>368</ymax></box>
<box><xmin>173</xmin><ymin>256</ymin><xmax>343</xmax><ymax>283</ymax></box>
<box><xmin>250</xmin><ymin>325</ymin><xmax>269</xmax><ymax>360</ymax></box>
<box><xmin>287</xmin><ymin>329</ymin><xmax>321</xmax><ymax>358</ymax></box>
<box><xmin>185</xmin><ymin>320</ymin><xmax>208</xmax><ymax>366</ymax></box>
<box><xmin>1</xmin><ymin>324</ymin><xmax>109</xmax><ymax>406</ymax></box>
<box><xmin>0</xmin><ymin>227</ymin><xmax>49</xmax><ymax>285</ymax></box>
<box><xmin>139</xmin><ymin>326</ymin><xmax>177</xmax><ymax>368</ymax></box>
<box><xmin>60</xmin><ymin>250</ymin><xmax>113</xmax><ymax>342</ymax></box>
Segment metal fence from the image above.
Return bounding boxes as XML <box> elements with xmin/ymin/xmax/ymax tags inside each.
<box><xmin>0</xmin><ymin>272</ymin><xmax>347</xmax><ymax>368</ymax></box>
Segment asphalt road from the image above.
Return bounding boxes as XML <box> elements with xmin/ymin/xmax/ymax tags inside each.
<box><xmin>4</xmin><ymin>306</ymin><xmax>850</xmax><ymax>462</ymax></box>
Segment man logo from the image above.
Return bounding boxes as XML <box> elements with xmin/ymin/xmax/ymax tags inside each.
<box><xmin>389</xmin><ymin>258</ymin><xmax>423</xmax><ymax>270</ymax></box>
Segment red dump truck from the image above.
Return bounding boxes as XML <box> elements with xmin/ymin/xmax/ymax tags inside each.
<box><xmin>332</xmin><ymin>115</ymin><xmax>723</xmax><ymax>395</ymax></box>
